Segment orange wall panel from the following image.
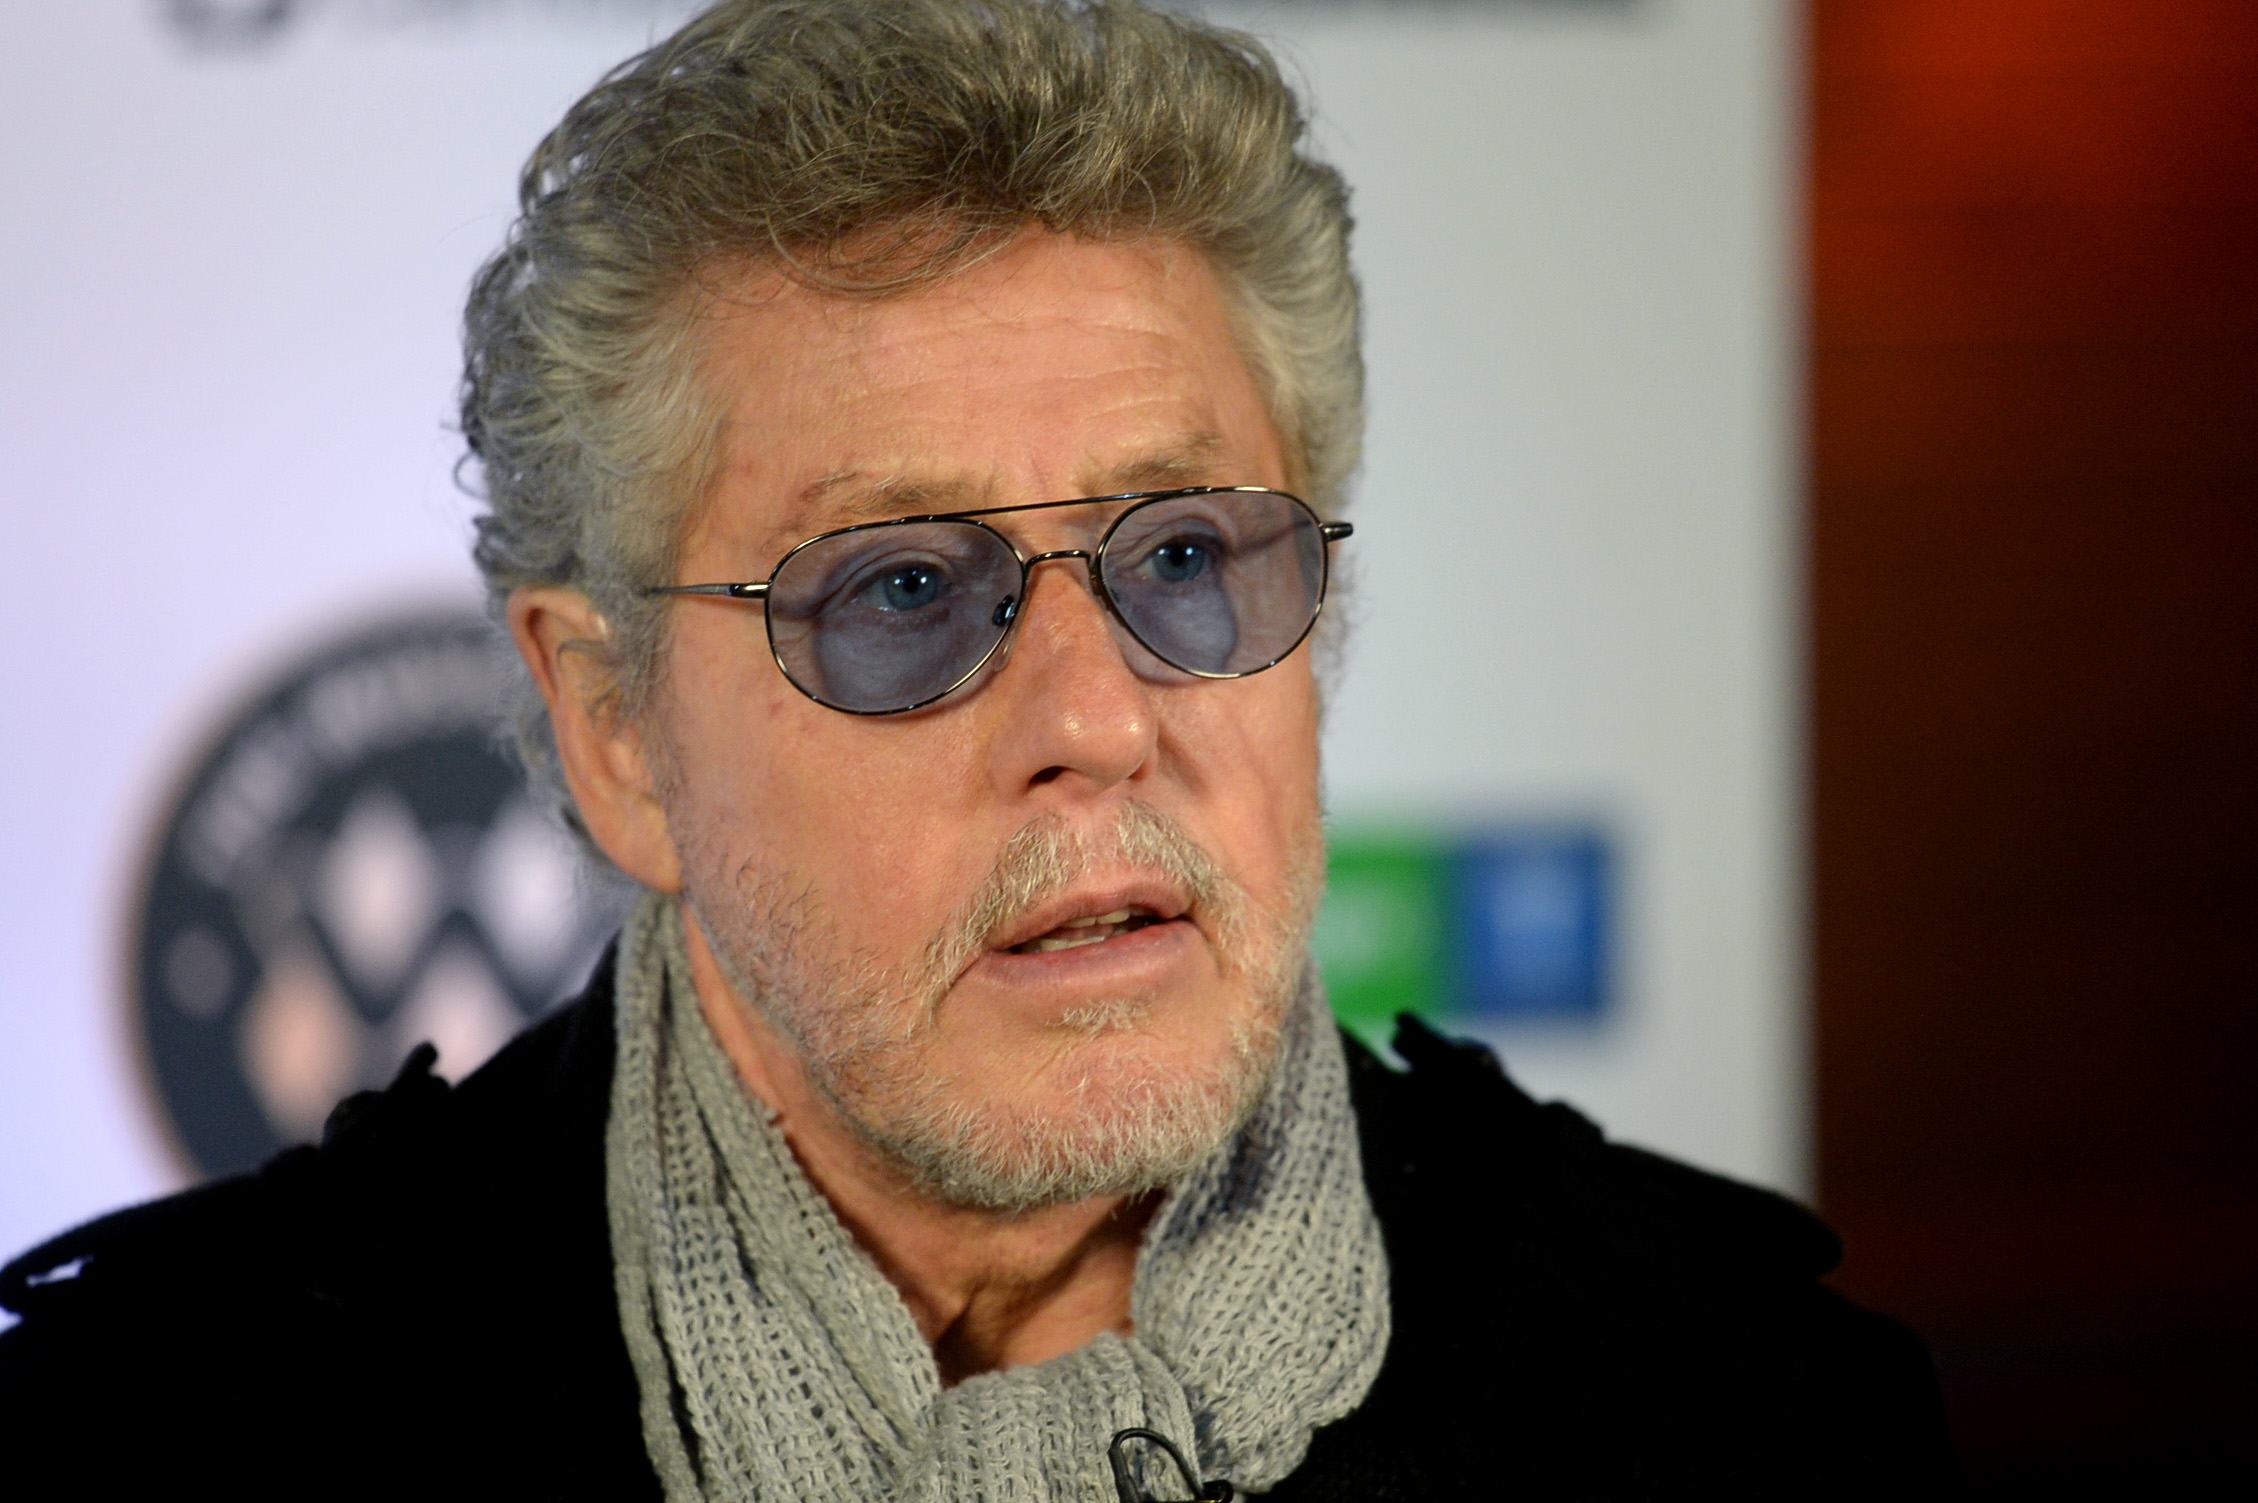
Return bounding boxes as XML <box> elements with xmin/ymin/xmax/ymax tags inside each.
<box><xmin>1811</xmin><ymin>0</ymin><xmax>2258</xmax><ymax>1480</ymax></box>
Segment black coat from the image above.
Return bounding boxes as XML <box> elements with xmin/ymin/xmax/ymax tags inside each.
<box><xmin>0</xmin><ymin>958</ymin><xmax>1952</xmax><ymax>1498</ymax></box>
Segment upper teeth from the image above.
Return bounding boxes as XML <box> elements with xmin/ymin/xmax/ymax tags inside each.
<box><xmin>1029</xmin><ymin>932</ymin><xmax>1108</xmax><ymax>952</ymax></box>
<box><xmin>1019</xmin><ymin>909</ymin><xmax>1147</xmax><ymax>953</ymax></box>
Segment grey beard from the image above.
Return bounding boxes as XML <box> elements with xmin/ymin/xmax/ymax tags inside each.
<box><xmin>604</xmin><ymin>890</ymin><xmax>1392</xmax><ymax>1503</ymax></box>
<box><xmin>682</xmin><ymin>800</ymin><xmax>1319</xmax><ymax>1212</ymax></box>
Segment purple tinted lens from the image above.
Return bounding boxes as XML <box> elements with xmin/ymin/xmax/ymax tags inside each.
<box><xmin>1100</xmin><ymin>492</ymin><xmax>1326</xmax><ymax>675</ymax></box>
<box><xmin>765</xmin><ymin>521</ymin><xmax>1020</xmax><ymax>711</ymax></box>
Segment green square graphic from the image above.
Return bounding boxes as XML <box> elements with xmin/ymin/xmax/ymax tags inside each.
<box><xmin>1312</xmin><ymin>831</ymin><xmax>1450</xmax><ymax>1046</ymax></box>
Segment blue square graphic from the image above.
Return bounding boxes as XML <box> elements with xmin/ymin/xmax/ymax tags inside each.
<box><xmin>1450</xmin><ymin>829</ymin><xmax>1612</xmax><ymax>1020</ymax></box>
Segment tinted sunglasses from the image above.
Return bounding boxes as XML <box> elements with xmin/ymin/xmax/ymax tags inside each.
<box><xmin>649</xmin><ymin>486</ymin><xmax>1352</xmax><ymax>715</ymax></box>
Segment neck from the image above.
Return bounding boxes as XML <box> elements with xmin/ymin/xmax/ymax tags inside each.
<box><xmin>684</xmin><ymin>915</ymin><xmax>1156</xmax><ymax>1385</ymax></box>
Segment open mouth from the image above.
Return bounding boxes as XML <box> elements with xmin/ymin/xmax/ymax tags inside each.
<box><xmin>1007</xmin><ymin>907</ymin><xmax>1168</xmax><ymax>954</ymax></box>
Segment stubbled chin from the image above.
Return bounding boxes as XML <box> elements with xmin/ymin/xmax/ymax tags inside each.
<box><xmin>979</xmin><ymin>978</ymin><xmax>1282</xmax><ymax>1119</ymax></box>
<box><xmin>790</xmin><ymin>912</ymin><xmax>1303</xmax><ymax>1210</ymax></box>
<box><xmin>850</xmin><ymin>1019</ymin><xmax>1273</xmax><ymax>1210</ymax></box>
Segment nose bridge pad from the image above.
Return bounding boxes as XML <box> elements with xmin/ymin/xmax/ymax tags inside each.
<box><xmin>1019</xmin><ymin>550</ymin><xmax>1100</xmax><ymax>619</ymax></box>
<box><xmin>974</xmin><ymin>552</ymin><xmax>1076</xmax><ymax>685</ymax></box>
<box><xmin>1007</xmin><ymin>549</ymin><xmax>1174</xmax><ymax>683</ymax></box>
<box><xmin>1025</xmin><ymin>548</ymin><xmax>1096</xmax><ymax>578</ymax></box>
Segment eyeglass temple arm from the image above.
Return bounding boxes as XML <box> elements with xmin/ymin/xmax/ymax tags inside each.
<box><xmin>647</xmin><ymin>582</ymin><xmax>770</xmax><ymax>600</ymax></box>
<box><xmin>1321</xmin><ymin>521</ymin><xmax>1353</xmax><ymax>542</ymax></box>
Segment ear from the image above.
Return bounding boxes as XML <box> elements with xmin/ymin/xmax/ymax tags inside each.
<box><xmin>506</xmin><ymin>585</ymin><xmax>683</xmax><ymax>893</ymax></box>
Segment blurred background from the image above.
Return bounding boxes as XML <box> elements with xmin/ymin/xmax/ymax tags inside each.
<box><xmin>0</xmin><ymin>0</ymin><xmax>2249</xmax><ymax>1488</ymax></box>
<box><xmin>1810</xmin><ymin>4</ymin><xmax>2256</xmax><ymax>1487</ymax></box>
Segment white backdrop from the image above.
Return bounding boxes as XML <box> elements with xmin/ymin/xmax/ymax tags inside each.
<box><xmin>0</xmin><ymin>0</ymin><xmax>1800</xmax><ymax>1268</ymax></box>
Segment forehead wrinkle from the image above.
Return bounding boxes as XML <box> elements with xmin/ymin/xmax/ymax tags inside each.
<box><xmin>1080</xmin><ymin>431</ymin><xmax>1229</xmax><ymax>497</ymax></box>
<box><xmin>786</xmin><ymin>472</ymin><xmax>994</xmax><ymax>535</ymax></box>
<box><xmin>782</xmin><ymin>429</ymin><xmax>1236</xmax><ymax>540</ymax></box>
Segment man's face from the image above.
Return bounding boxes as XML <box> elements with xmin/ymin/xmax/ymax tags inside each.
<box><xmin>653</xmin><ymin>232</ymin><xmax>1325</xmax><ymax>1208</ymax></box>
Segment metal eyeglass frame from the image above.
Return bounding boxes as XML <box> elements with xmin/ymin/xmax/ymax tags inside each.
<box><xmin>645</xmin><ymin>485</ymin><xmax>1354</xmax><ymax>716</ymax></box>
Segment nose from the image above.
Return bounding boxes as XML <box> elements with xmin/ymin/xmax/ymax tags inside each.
<box><xmin>983</xmin><ymin>552</ymin><xmax>1159</xmax><ymax>797</ymax></box>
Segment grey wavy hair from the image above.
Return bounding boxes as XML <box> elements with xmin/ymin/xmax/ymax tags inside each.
<box><xmin>461</xmin><ymin>0</ymin><xmax>1362</xmax><ymax>841</ymax></box>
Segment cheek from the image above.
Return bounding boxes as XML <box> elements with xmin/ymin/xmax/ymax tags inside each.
<box><xmin>660</xmin><ymin>613</ymin><xmax>799</xmax><ymax>838</ymax></box>
<box><xmin>1164</xmin><ymin>664</ymin><xmax>1323</xmax><ymax>900</ymax></box>
<box><xmin>665</xmin><ymin>618</ymin><xmax>994</xmax><ymax>929</ymax></box>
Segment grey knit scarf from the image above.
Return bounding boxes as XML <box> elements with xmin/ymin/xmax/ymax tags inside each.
<box><xmin>604</xmin><ymin>893</ymin><xmax>1390</xmax><ymax>1502</ymax></box>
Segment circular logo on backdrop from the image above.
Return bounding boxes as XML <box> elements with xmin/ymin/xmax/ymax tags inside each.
<box><xmin>130</xmin><ymin>607</ymin><xmax>630</xmax><ymax>1179</ymax></box>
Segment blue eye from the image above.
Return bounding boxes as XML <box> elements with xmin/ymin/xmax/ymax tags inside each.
<box><xmin>1147</xmin><ymin>540</ymin><xmax>1212</xmax><ymax>583</ymax></box>
<box><xmin>864</xmin><ymin>564</ymin><xmax>946</xmax><ymax>611</ymax></box>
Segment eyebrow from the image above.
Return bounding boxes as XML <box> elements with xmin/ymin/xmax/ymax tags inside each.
<box><xmin>787</xmin><ymin>432</ymin><xmax>1233</xmax><ymax>532</ymax></box>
